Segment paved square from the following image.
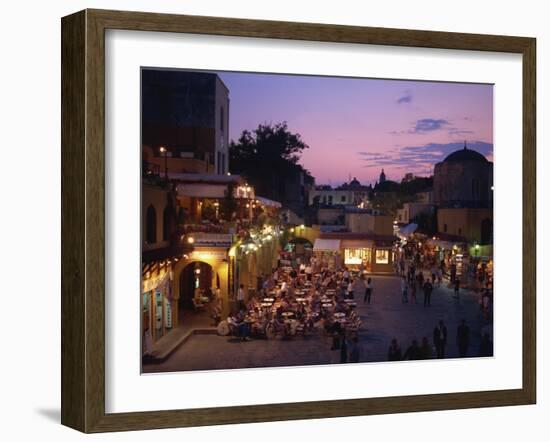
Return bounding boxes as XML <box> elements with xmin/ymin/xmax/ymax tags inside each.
<box><xmin>143</xmin><ymin>275</ymin><xmax>492</xmax><ymax>373</ymax></box>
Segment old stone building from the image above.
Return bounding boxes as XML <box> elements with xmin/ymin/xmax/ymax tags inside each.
<box><xmin>433</xmin><ymin>142</ymin><xmax>493</xmax><ymax>209</ymax></box>
<box><xmin>433</xmin><ymin>143</ymin><xmax>493</xmax><ymax>245</ymax></box>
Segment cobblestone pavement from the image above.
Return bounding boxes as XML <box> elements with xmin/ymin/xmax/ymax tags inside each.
<box><xmin>143</xmin><ymin>275</ymin><xmax>492</xmax><ymax>373</ymax></box>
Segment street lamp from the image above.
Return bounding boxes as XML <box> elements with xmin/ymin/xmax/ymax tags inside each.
<box><xmin>159</xmin><ymin>146</ymin><xmax>168</xmax><ymax>182</ymax></box>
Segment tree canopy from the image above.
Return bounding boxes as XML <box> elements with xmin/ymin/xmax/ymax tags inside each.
<box><xmin>229</xmin><ymin>122</ymin><xmax>311</xmax><ymax>202</ymax></box>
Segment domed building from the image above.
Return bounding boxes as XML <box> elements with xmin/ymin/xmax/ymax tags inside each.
<box><xmin>434</xmin><ymin>143</ymin><xmax>493</xmax><ymax>246</ymax></box>
<box><xmin>433</xmin><ymin>142</ymin><xmax>493</xmax><ymax>209</ymax></box>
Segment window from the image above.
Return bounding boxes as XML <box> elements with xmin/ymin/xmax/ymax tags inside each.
<box><xmin>146</xmin><ymin>205</ymin><xmax>156</xmax><ymax>244</ymax></box>
<box><xmin>221</xmin><ymin>153</ymin><xmax>226</xmax><ymax>174</ymax></box>
<box><xmin>341</xmin><ymin>195</ymin><xmax>346</xmax><ymax>202</ymax></box>
<box><xmin>217</xmin><ymin>152</ymin><xmax>222</xmax><ymax>175</ymax></box>
<box><xmin>220</xmin><ymin>106</ymin><xmax>224</xmax><ymax>132</ymax></box>
<box><xmin>375</xmin><ymin>249</ymin><xmax>389</xmax><ymax>264</ymax></box>
<box><xmin>458</xmin><ymin>227</ymin><xmax>462</xmax><ymax>236</ymax></box>
<box><xmin>344</xmin><ymin>248</ymin><xmax>371</xmax><ymax>265</ymax></box>
<box><xmin>328</xmin><ymin>195</ymin><xmax>333</xmax><ymax>205</ymax></box>
<box><xmin>444</xmin><ymin>223</ymin><xmax>448</xmax><ymax>233</ymax></box>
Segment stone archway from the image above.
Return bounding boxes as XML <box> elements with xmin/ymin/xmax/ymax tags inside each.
<box><xmin>178</xmin><ymin>261</ymin><xmax>213</xmax><ymax>312</ymax></box>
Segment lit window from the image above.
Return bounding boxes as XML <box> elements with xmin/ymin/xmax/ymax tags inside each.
<box><xmin>375</xmin><ymin>249</ymin><xmax>389</xmax><ymax>264</ymax></box>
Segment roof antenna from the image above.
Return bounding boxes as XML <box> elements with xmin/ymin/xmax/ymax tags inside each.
<box><xmin>464</xmin><ymin>140</ymin><xmax>467</xmax><ymax>150</ymax></box>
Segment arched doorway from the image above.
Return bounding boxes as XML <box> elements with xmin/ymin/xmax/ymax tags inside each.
<box><xmin>178</xmin><ymin>261</ymin><xmax>214</xmax><ymax>312</ymax></box>
<box><xmin>480</xmin><ymin>218</ymin><xmax>493</xmax><ymax>245</ymax></box>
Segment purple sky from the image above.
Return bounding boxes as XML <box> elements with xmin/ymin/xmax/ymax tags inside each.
<box><xmin>218</xmin><ymin>71</ymin><xmax>493</xmax><ymax>186</ymax></box>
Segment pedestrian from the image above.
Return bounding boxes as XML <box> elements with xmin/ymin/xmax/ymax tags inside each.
<box><xmin>365</xmin><ymin>277</ymin><xmax>373</xmax><ymax>304</ymax></box>
<box><xmin>388</xmin><ymin>338</ymin><xmax>402</xmax><ymax>361</ymax></box>
<box><xmin>349</xmin><ymin>336</ymin><xmax>360</xmax><ymax>363</ymax></box>
<box><xmin>419</xmin><ymin>337</ymin><xmax>433</xmax><ymax>359</ymax></box>
<box><xmin>343</xmin><ymin>267</ymin><xmax>350</xmax><ymax>284</ymax></box>
<box><xmin>339</xmin><ymin>333</ymin><xmax>348</xmax><ymax>363</ymax></box>
<box><xmin>346</xmin><ymin>278</ymin><xmax>354</xmax><ymax>299</ymax></box>
<box><xmin>454</xmin><ymin>277</ymin><xmax>461</xmax><ymax>300</ymax></box>
<box><xmin>433</xmin><ymin>320</ymin><xmax>448</xmax><ymax>358</ymax></box>
<box><xmin>423</xmin><ymin>279</ymin><xmax>433</xmax><ymax>307</ymax></box>
<box><xmin>401</xmin><ymin>276</ymin><xmax>408</xmax><ymax>303</ymax></box>
<box><xmin>410</xmin><ymin>280</ymin><xmax>417</xmax><ymax>303</ymax></box>
<box><xmin>482</xmin><ymin>290</ymin><xmax>491</xmax><ymax>320</ymax></box>
<box><xmin>450</xmin><ymin>262</ymin><xmax>457</xmax><ymax>284</ymax></box>
<box><xmin>237</xmin><ymin>284</ymin><xmax>246</xmax><ymax>311</ymax></box>
<box><xmin>479</xmin><ymin>332</ymin><xmax>493</xmax><ymax>357</ymax></box>
<box><xmin>456</xmin><ymin>319</ymin><xmax>470</xmax><ymax>357</ymax></box>
<box><xmin>403</xmin><ymin>339</ymin><xmax>421</xmax><ymax>360</ymax></box>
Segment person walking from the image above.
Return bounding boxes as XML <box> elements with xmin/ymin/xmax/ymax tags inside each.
<box><xmin>479</xmin><ymin>332</ymin><xmax>493</xmax><ymax>357</ymax></box>
<box><xmin>388</xmin><ymin>338</ymin><xmax>402</xmax><ymax>361</ymax></box>
<box><xmin>339</xmin><ymin>333</ymin><xmax>348</xmax><ymax>363</ymax></box>
<box><xmin>237</xmin><ymin>284</ymin><xmax>246</xmax><ymax>311</ymax></box>
<box><xmin>403</xmin><ymin>339</ymin><xmax>421</xmax><ymax>360</ymax></box>
<box><xmin>401</xmin><ymin>276</ymin><xmax>408</xmax><ymax>304</ymax></box>
<box><xmin>456</xmin><ymin>319</ymin><xmax>470</xmax><ymax>357</ymax></box>
<box><xmin>454</xmin><ymin>277</ymin><xmax>461</xmax><ymax>301</ymax></box>
<box><xmin>423</xmin><ymin>279</ymin><xmax>433</xmax><ymax>307</ymax></box>
<box><xmin>433</xmin><ymin>320</ymin><xmax>448</xmax><ymax>358</ymax></box>
<box><xmin>410</xmin><ymin>280</ymin><xmax>417</xmax><ymax>304</ymax></box>
<box><xmin>346</xmin><ymin>279</ymin><xmax>354</xmax><ymax>299</ymax></box>
<box><xmin>419</xmin><ymin>337</ymin><xmax>433</xmax><ymax>359</ymax></box>
<box><xmin>349</xmin><ymin>336</ymin><xmax>360</xmax><ymax>363</ymax></box>
<box><xmin>365</xmin><ymin>277</ymin><xmax>373</xmax><ymax>304</ymax></box>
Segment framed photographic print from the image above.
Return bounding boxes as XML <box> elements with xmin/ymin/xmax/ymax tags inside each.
<box><xmin>61</xmin><ymin>9</ymin><xmax>536</xmax><ymax>433</ymax></box>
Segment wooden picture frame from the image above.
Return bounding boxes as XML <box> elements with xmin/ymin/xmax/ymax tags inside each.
<box><xmin>61</xmin><ymin>8</ymin><xmax>536</xmax><ymax>433</ymax></box>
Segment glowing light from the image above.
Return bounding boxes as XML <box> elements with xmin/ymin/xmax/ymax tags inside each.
<box><xmin>187</xmin><ymin>237</ymin><xmax>195</xmax><ymax>244</ymax></box>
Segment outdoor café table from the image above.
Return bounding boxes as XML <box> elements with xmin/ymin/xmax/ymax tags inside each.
<box><xmin>321</xmin><ymin>303</ymin><xmax>333</xmax><ymax>308</ymax></box>
<box><xmin>281</xmin><ymin>312</ymin><xmax>294</xmax><ymax>318</ymax></box>
<box><xmin>263</xmin><ymin>298</ymin><xmax>274</xmax><ymax>303</ymax></box>
<box><xmin>295</xmin><ymin>297</ymin><xmax>306</xmax><ymax>303</ymax></box>
<box><xmin>333</xmin><ymin>312</ymin><xmax>346</xmax><ymax>319</ymax></box>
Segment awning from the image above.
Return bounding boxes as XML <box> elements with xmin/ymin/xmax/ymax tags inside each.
<box><xmin>256</xmin><ymin>196</ymin><xmax>282</xmax><ymax>208</ymax></box>
<box><xmin>397</xmin><ymin>223</ymin><xmax>418</xmax><ymax>239</ymax></box>
<box><xmin>313</xmin><ymin>238</ymin><xmax>341</xmax><ymax>252</ymax></box>
<box><xmin>176</xmin><ymin>183</ymin><xmax>227</xmax><ymax>198</ymax></box>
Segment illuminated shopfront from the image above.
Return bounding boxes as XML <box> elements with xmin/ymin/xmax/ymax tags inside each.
<box><xmin>142</xmin><ymin>265</ymin><xmax>174</xmax><ymax>355</ymax></box>
<box><xmin>344</xmin><ymin>248</ymin><xmax>372</xmax><ymax>268</ymax></box>
<box><xmin>375</xmin><ymin>249</ymin><xmax>390</xmax><ymax>264</ymax></box>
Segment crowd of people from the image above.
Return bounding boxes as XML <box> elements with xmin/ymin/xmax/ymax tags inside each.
<box><xmin>387</xmin><ymin>318</ymin><xmax>493</xmax><ymax>361</ymax></box>
<box><xmin>208</xmin><ymin>236</ymin><xmax>494</xmax><ymax>364</ymax></box>
<box><xmin>215</xmin><ymin>255</ymin><xmax>372</xmax><ymax>363</ymax></box>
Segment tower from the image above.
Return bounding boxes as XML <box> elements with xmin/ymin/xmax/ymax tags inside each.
<box><xmin>379</xmin><ymin>169</ymin><xmax>386</xmax><ymax>184</ymax></box>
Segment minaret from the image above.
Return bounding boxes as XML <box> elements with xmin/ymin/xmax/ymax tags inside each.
<box><xmin>379</xmin><ymin>169</ymin><xmax>386</xmax><ymax>183</ymax></box>
<box><xmin>464</xmin><ymin>140</ymin><xmax>468</xmax><ymax>150</ymax></box>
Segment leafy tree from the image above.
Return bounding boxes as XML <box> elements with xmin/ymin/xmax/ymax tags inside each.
<box><xmin>229</xmin><ymin>122</ymin><xmax>311</xmax><ymax>202</ymax></box>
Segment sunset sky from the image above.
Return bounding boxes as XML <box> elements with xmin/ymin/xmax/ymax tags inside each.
<box><xmin>218</xmin><ymin>71</ymin><xmax>493</xmax><ymax>186</ymax></box>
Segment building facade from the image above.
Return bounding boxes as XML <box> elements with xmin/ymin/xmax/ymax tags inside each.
<box><xmin>433</xmin><ymin>143</ymin><xmax>493</xmax><ymax>209</ymax></box>
<box><xmin>142</xmin><ymin>70</ymin><xmax>230</xmax><ymax>177</ymax></box>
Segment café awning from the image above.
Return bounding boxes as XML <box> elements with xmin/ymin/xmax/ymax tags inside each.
<box><xmin>256</xmin><ymin>196</ymin><xmax>282</xmax><ymax>208</ymax></box>
<box><xmin>397</xmin><ymin>223</ymin><xmax>418</xmax><ymax>239</ymax></box>
<box><xmin>313</xmin><ymin>238</ymin><xmax>341</xmax><ymax>252</ymax></box>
